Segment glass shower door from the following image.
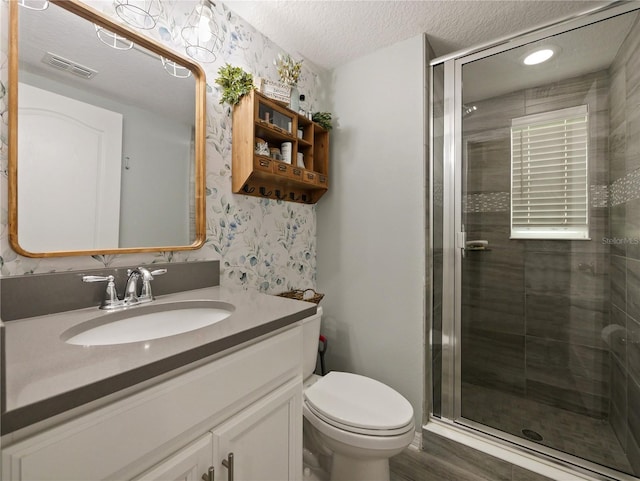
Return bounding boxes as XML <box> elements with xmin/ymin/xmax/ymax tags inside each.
<box><xmin>434</xmin><ymin>6</ymin><xmax>640</xmax><ymax>478</ymax></box>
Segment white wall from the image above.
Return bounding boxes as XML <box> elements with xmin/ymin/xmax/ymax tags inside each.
<box><xmin>317</xmin><ymin>34</ymin><xmax>429</xmax><ymax>428</ymax></box>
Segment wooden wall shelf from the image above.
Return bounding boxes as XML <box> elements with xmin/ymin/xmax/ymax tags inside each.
<box><xmin>232</xmin><ymin>90</ymin><xmax>329</xmax><ymax>204</ymax></box>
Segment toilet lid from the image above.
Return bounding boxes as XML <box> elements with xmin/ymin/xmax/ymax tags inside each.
<box><xmin>304</xmin><ymin>372</ymin><xmax>414</xmax><ymax>432</ymax></box>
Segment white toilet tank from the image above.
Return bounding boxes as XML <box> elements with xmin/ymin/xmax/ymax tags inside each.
<box><xmin>302</xmin><ymin>307</ymin><xmax>323</xmax><ymax>379</ymax></box>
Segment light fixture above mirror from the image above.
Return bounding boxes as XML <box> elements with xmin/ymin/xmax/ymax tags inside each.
<box><xmin>181</xmin><ymin>0</ymin><xmax>223</xmax><ymax>63</ymax></box>
<box><xmin>97</xmin><ymin>0</ymin><xmax>224</xmax><ymax>64</ymax></box>
<box><xmin>114</xmin><ymin>0</ymin><xmax>162</xmax><ymax>30</ymax></box>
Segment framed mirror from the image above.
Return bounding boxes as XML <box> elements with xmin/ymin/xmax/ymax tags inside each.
<box><xmin>8</xmin><ymin>0</ymin><xmax>206</xmax><ymax>257</ymax></box>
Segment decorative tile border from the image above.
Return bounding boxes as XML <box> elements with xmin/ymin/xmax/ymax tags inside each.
<box><xmin>440</xmin><ymin>174</ymin><xmax>637</xmax><ymax>215</ymax></box>
<box><xmin>590</xmin><ymin>184</ymin><xmax>610</xmax><ymax>208</ymax></box>
<box><xmin>462</xmin><ymin>185</ymin><xmax>612</xmax><ymax>213</ymax></box>
<box><xmin>464</xmin><ymin>192</ymin><xmax>510</xmax><ymax>213</ymax></box>
<box><xmin>611</xmin><ymin>168</ymin><xmax>640</xmax><ymax>206</ymax></box>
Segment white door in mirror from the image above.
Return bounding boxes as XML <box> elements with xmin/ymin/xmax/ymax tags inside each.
<box><xmin>18</xmin><ymin>82</ymin><xmax>123</xmax><ymax>252</ymax></box>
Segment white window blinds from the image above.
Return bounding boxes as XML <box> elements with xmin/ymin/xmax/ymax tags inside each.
<box><xmin>510</xmin><ymin>105</ymin><xmax>589</xmax><ymax>240</ymax></box>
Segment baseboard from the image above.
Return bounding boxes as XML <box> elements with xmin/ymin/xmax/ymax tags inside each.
<box><xmin>409</xmin><ymin>430</ymin><xmax>422</xmax><ymax>450</ymax></box>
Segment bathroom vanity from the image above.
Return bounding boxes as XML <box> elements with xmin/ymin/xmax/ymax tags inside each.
<box><xmin>1</xmin><ymin>280</ymin><xmax>315</xmax><ymax>481</ymax></box>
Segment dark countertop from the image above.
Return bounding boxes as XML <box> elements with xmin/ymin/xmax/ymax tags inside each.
<box><xmin>1</xmin><ymin>286</ymin><xmax>316</xmax><ymax>435</ymax></box>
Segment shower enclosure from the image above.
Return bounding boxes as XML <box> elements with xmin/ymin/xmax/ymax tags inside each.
<box><xmin>430</xmin><ymin>3</ymin><xmax>640</xmax><ymax>479</ymax></box>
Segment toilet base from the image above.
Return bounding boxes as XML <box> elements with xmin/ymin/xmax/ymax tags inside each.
<box><xmin>303</xmin><ymin>406</ymin><xmax>413</xmax><ymax>481</ymax></box>
<box><xmin>330</xmin><ymin>454</ymin><xmax>389</xmax><ymax>481</ymax></box>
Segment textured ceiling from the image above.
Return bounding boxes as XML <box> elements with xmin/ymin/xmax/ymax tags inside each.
<box><xmin>223</xmin><ymin>0</ymin><xmax>610</xmax><ymax>70</ymax></box>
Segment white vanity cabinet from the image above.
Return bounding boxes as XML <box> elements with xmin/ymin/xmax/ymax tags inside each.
<box><xmin>2</xmin><ymin>325</ymin><xmax>303</xmax><ymax>481</ymax></box>
<box><xmin>135</xmin><ymin>379</ymin><xmax>302</xmax><ymax>481</ymax></box>
<box><xmin>211</xmin><ymin>379</ymin><xmax>301</xmax><ymax>481</ymax></box>
<box><xmin>134</xmin><ymin>434</ymin><xmax>213</xmax><ymax>481</ymax></box>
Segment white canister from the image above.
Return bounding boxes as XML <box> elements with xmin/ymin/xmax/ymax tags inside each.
<box><xmin>297</xmin><ymin>152</ymin><xmax>305</xmax><ymax>168</ymax></box>
<box><xmin>281</xmin><ymin>142</ymin><xmax>292</xmax><ymax>164</ymax></box>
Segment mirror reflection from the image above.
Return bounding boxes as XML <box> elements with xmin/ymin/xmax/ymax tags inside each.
<box><xmin>12</xmin><ymin>0</ymin><xmax>205</xmax><ymax>256</ymax></box>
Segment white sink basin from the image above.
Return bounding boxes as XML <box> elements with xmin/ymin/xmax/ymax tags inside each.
<box><xmin>62</xmin><ymin>300</ymin><xmax>235</xmax><ymax>346</ymax></box>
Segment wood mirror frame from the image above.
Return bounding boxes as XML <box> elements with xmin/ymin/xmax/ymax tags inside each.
<box><xmin>8</xmin><ymin>0</ymin><xmax>206</xmax><ymax>258</ymax></box>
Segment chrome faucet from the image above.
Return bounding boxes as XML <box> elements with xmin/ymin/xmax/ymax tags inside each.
<box><xmin>83</xmin><ymin>267</ymin><xmax>167</xmax><ymax>310</ymax></box>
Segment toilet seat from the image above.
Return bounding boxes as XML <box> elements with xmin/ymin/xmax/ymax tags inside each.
<box><xmin>304</xmin><ymin>372</ymin><xmax>414</xmax><ymax>437</ymax></box>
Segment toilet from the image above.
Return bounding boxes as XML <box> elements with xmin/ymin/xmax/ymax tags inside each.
<box><xmin>302</xmin><ymin>307</ymin><xmax>415</xmax><ymax>481</ymax></box>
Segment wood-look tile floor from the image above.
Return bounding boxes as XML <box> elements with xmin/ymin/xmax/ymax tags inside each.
<box><xmin>460</xmin><ymin>383</ymin><xmax>633</xmax><ymax>474</ymax></box>
<box><xmin>390</xmin><ymin>384</ymin><xmax>634</xmax><ymax>481</ymax></box>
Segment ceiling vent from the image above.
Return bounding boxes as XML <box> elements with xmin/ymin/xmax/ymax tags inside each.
<box><xmin>41</xmin><ymin>52</ymin><xmax>98</xmax><ymax>79</ymax></box>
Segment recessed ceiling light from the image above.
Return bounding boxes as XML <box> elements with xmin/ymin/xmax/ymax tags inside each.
<box><xmin>523</xmin><ymin>48</ymin><xmax>555</xmax><ymax>65</ymax></box>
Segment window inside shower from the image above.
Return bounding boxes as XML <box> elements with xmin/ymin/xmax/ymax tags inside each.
<box><xmin>510</xmin><ymin>105</ymin><xmax>590</xmax><ymax>240</ymax></box>
<box><xmin>431</xmin><ymin>6</ymin><xmax>640</xmax><ymax>479</ymax></box>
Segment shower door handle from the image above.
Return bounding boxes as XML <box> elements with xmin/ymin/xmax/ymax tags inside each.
<box><xmin>456</xmin><ymin>232</ymin><xmax>466</xmax><ymax>258</ymax></box>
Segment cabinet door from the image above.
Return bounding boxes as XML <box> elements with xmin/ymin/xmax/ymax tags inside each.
<box><xmin>212</xmin><ymin>379</ymin><xmax>302</xmax><ymax>481</ymax></box>
<box><xmin>133</xmin><ymin>434</ymin><xmax>213</xmax><ymax>481</ymax></box>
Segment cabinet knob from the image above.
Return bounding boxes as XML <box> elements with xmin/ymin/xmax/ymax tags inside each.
<box><xmin>202</xmin><ymin>466</ymin><xmax>214</xmax><ymax>481</ymax></box>
<box><xmin>222</xmin><ymin>452</ymin><xmax>234</xmax><ymax>481</ymax></box>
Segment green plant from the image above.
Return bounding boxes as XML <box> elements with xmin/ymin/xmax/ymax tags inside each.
<box><xmin>215</xmin><ymin>64</ymin><xmax>254</xmax><ymax>105</ymax></box>
<box><xmin>274</xmin><ymin>53</ymin><xmax>302</xmax><ymax>87</ymax></box>
<box><xmin>312</xmin><ymin>112</ymin><xmax>332</xmax><ymax>130</ymax></box>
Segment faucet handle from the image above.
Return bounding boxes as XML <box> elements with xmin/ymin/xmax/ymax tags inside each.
<box><xmin>82</xmin><ymin>275</ymin><xmax>119</xmax><ymax>309</ymax></box>
<box><xmin>82</xmin><ymin>275</ymin><xmax>114</xmax><ymax>283</ymax></box>
<box><xmin>134</xmin><ymin>267</ymin><xmax>167</xmax><ymax>301</ymax></box>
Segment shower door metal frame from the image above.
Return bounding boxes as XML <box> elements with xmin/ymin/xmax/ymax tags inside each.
<box><xmin>432</xmin><ymin>2</ymin><xmax>640</xmax><ymax>479</ymax></box>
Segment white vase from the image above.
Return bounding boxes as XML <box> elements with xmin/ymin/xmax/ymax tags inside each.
<box><xmin>289</xmin><ymin>86</ymin><xmax>299</xmax><ymax>111</ymax></box>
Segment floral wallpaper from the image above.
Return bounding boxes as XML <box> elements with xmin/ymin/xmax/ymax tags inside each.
<box><xmin>0</xmin><ymin>0</ymin><xmax>327</xmax><ymax>294</ymax></box>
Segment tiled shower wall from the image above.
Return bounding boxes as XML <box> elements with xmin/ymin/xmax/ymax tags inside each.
<box><xmin>608</xmin><ymin>15</ymin><xmax>640</xmax><ymax>473</ymax></box>
<box><xmin>460</xmin><ymin>69</ymin><xmax>612</xmax><ymax>418</ymax></box>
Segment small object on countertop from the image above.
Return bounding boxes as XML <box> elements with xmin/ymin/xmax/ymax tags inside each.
<box><xmin>276</xmin><ymin>288</ymin><xmax>324</xmax><ymax>304</ymax></box>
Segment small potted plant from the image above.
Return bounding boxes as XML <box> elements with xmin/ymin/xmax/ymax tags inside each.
<box><xmin>312</xmin><ymin>112</ymin><xmax>333</xmax><ymax>130</ymax></box>
<box><xmin>215</xmin><ymin>64</ymin><xmax>254</xmax><ymax>105</ymax></box>
<box><xmin>275</xmin><ymin>53</ymin><xmax>302</xmax><ymax>87</ymax></box>
<box><xmin>275</xmin><ymin>53</ymin><xmax>303</xmax><ymax>109</ymax></box>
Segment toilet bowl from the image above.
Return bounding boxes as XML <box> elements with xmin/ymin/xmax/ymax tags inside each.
<box><xmin>302</xmin><ymin>308</ymin><xmax>414</xmax><ymax>481</ymax></box>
